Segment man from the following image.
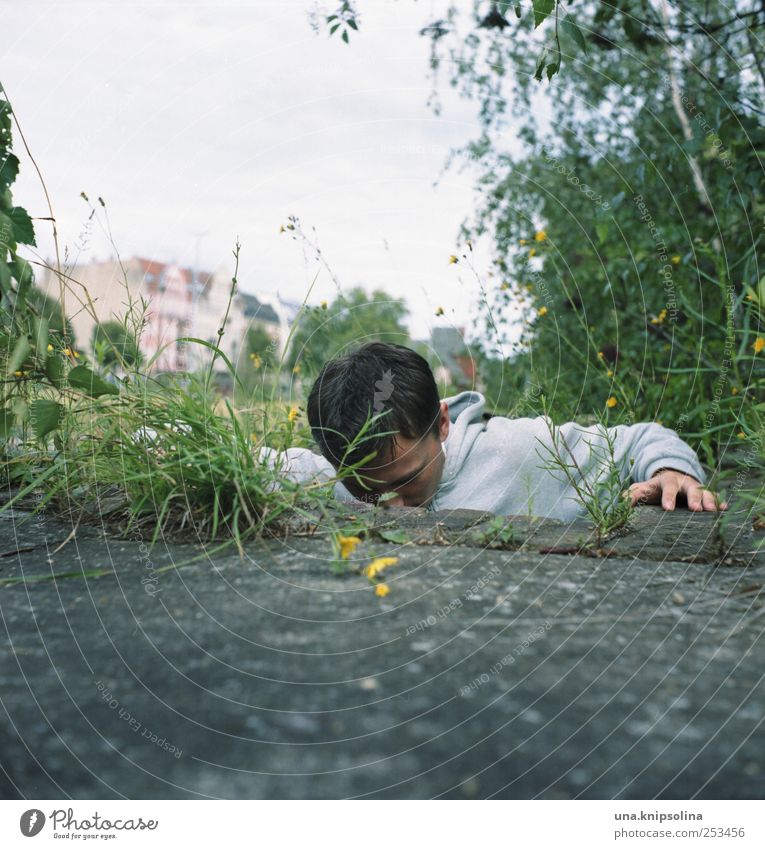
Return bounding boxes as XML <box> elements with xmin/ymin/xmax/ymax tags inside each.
<box><xmin>260</xmin><ymin>342</ymin><xmax>727</xmax><ymax>521</ymax></box>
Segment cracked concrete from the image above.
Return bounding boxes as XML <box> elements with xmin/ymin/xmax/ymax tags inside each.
<box><xmin>0</xmin><ymin>487</ymin><xmax>763</xmax><ymax>799</ymax></box>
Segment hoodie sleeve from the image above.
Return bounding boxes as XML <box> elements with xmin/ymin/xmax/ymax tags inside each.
<box><xmin>257</xmin><ymin>446</ymin><xmax>357</xmax><ymax>501</ymax></box>
<box><xmin>537</xmin><ymin>417</ymin><xmax>706</xmax><ymax>489</ymax></box>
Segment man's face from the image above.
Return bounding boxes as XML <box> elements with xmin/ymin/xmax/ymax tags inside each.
<box><xmin>339</xmin><ymin>402</ymin><xmax>450</xmax><ymax>508</ymax></box>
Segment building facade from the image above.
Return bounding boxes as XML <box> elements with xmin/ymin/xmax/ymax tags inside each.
<box><xmin>38</xmin><ymin>257</ymin><xmax>281</xmax><ymax>373</ymax></box>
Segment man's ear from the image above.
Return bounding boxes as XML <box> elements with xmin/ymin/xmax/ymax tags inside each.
<box><xmin>438</xmin><ymin>401</ymin><xmax>450</xmax><ymax>442</ymax></box>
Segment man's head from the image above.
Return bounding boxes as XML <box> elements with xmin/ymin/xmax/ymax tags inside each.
<box><xmin>306</xmin><ymin>342</ymin><xmax>449</xmax><ymax>507</ymax></box>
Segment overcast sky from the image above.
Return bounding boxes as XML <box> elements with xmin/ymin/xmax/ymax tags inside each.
<box><xmin>3</xmin><ymin>0</ymin><xmax>531</xmax><ymax>343</ymax></box>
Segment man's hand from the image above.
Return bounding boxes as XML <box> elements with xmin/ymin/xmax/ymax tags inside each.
<box><xmin>621</xmin><ymin>468</ymin><xmax>728</xmax><ymax>512</ymax></box>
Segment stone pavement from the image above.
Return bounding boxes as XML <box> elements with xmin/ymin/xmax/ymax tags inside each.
<box><xmin>0</xmin><ymin>493</ymin><xmax>763</xmax><ymax>799</ymax></box>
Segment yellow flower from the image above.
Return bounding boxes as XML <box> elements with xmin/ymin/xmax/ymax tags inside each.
<box><xmin>671</xmin><ymin>254</ymin><xmax>681</xmax><ymax>265</ymax></box>
<box><xmin>375</xmin><ymin>583</ymin><xmax>390</xmax><ymax>597</ymax></box>
<box><xmin>46</xmin><ymin>343</ymin><xmax>54</xmax><ymax>352</ymax></box>
<box><xmin>63</xmin><ymin>347</ymin><xmax>73</xmax><ymax>357</ymax></box>
<box><xmin>13</xmin><ymin>370</ymin><xmax>23</xmax><ymax>377</ymax></box>
<box><xmin>250</xmin><ymin>353</ymin><xmax>262</xmax><ymax>368</ymax></box>
<box><xmin>338</xmin><ymin>535</ymin><xmax>362</xmax><ymax>560</ymax></box>
<box><xmin>528</xmin><ymin>248</ymin><xmax>537</xmax><ymax>257</ymax></box>
<box><xmin>534</xmin><ymin>230</ymin><xmax>547</xmax><ymax>242</ymax></box>
<box><xmin>292</xmin><ymin>363</ymin><xmax>301</xmax><ymax>374</ymax></box>
<box><xmin>607</xmin><ymin>369</ymin><xmax>614</xmax><ymax>377</ymax></box>
<box><xmin>737</xmin><ymin>431</ymin><xmax>746</xmax><ymax>439</ymax></box>
<box><xmin>537</xmin><ymin>306</ymin><xmax>548</xmax><ymax>317</ymax></box>
<box><xmin>519</xmin><ymin>239</ymin><xmax>528</xmax><ymax>246</ymax></box>
<box><xmin>753</xmin><ymin>337</ymin><xmax>765</xmax><ymax>354</ymax></box>
<box><xmin>435</xmin><ymin>306</ymin><xmax>444</xmax><ymax>316</ymax></box>
<box><xmin>364</xmin><ymin>556</ymin><xmax>399</xmax><ymax>580</ymax></box>
<box><xmin>606</xmin><ymin>396</ymin><xmax>618</xmax><ymax>408</ymax></box>
<box><xmin>320</xmin><ymin>300</ymin><xmax>328</xmax><ymax>309</ymax></box>
<box><xmin>287</xmin><ymin>405</ymin><xmax>300</xmax><ymax>423</ymax></box>
<box><xmin>448</xmin><ymin>255</ymin><xmax>459</xmax><ymax>264</ymax></box>
<box><xmin>597</xmin><ymin>351</ymin><xmax>605</xmax><ymax>359</ymax></box>
<box><xmin>73</xmin><ymin>350</ymin><xmax>80</xmax><ymax>358</ymax></box>
<box><xmin>731</xmin><ymin>386</ymin><xmax>739</xmax><ymax>395</ymax></box>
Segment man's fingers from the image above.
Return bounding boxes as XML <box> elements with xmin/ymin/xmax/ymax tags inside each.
<box><xmin>624</xmin><ymin>473</ymin><xmax>729</xmax><ymax>513</ymax></box>
<box><xmin>661</xmin><ymin>480</ymin><xmax>679</xmax><ymax>511</ymax></box>
<box><xmin>701</xmin><ymin>488</ymin><xmax>728</xmax><ymax>512</ymax></box>
<box><xmin>686</xmin><ymin>484</ymin><xmax>705</xmax><ymax>511</ymax></box>
<box><xmin>624</xmin><ymin>479</ymin><xmax>660</xmax><ymax>506</ymax></box>
<box><xmin>683</xmin><ymin>479</ymin><xmax>729</xmax><ymax>512</ymax></box>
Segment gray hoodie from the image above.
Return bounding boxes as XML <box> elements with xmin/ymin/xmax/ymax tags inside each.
<box><xmin>259</xmin><ymin>390</ymin><xmax>706</xmax><ymax>522</ymax></box>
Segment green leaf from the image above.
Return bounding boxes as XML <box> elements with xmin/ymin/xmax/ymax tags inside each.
<box><xmin>533</xmin><ymin>0</ymin><xmax>555</xmax><ymax>28</ymax></box>
<box><xmin>341</xmin><ymin>29</ymin><xmax>349</xmax><ymax>43</ymax></box>
<box><xmin>34</xmin><ymin>315</ymin><xmax>49</xmax><ymax>367</ymax></box>
<box><xmin>9</xmin><ymin>257</ymin><xmax>33</xmax><ymax>301</ymax></box>
<box><xmin>68</xmin><ymin>364</ymin><xmax>120</xmax><ymax>397</ymax></box>
<box><xmin>378</xmin><ymin>528</ymin><xmax>410</xmax><ymax>544</ymax></box>
<box><xmin>0</xmin><ymin>210</ymin><xmax>14</xmax><ymax>251</ymax></box>
<box><xmin>534</xmin><ymin>48</ymin><xmax>549</xmax><ymax>81</ymax></box>
<box><xmin>377</xmin><ymin>491</ymin><xmax>399</xmax><ymax>503</ymax></box>
<box><xmin>0</xmin><ymin>153</ymin><xmax>19</xmax><ymax>191</ymax></box>
<box><xmin>0</xmin><ymin>407</ymin><xmax>14</xmax><ymax>439</ymax></box>
<box><xmin>561</xmin><ymin>15</ymin><xmax>587</xmax><ymax>53</ymax></box>
<box><xmin>8</xmin><ymin>206</ymin><xmax>36</xmax><ymax>246</ymax></box>
<box><xmin>347</xmin><ymin>19</ymin><xmax>358</xmax><ymax>31</ymax></box>
<box><xmin>546</xmin><ymin>59</ymin><xmax>560</xmax><ymax>81</ymax></box>
<box><xmin>44</xmin><ymin>353</ymin><xmax>67</xmax><ymax>388</ymax></box>
<box><xmin>6</xmin><ymin>335</ymin><xmax>30</xmax><ymax>375</ymax></box>
<box><xmin>30</xmin><ymin>399</ymin><xmax>64</xmax><ymax>439</ymax></box>
<box><xmin>0</xmin><ymin>259</ymin><xmax>11</xmax><ymax>297</ymax></box>
<box><xmin>596</xmin><ymin>221</ymin><xmax>610</xmax><ymax>244</ymax></box>
<box><xmin>0</xmin><ymin>98</ymin><xmax>12</xmax><ymax>134</ymax></box>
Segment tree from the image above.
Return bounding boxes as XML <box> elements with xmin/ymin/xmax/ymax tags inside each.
<box><xmin>246</xmin><ymin>324</ymin><xmax>275</xmax><ymax>367</ymax></box>
<box><xmin>286</xmin><ymin>287</ymin><xmax>410</xmax><ymax>375</ymax></box>
<box><xmin>28</xmin><ymin>287</ymin><xmax>76</xmax><ymax>345</ymax></box>
<box><xmin>91</xmin><ymin>320</ymin><xmax>141</xmax><ymax>369</ymax></box>
<box><xmin>314</xmin><ymin>1</ymin><xmax>765</xmax><ymax>464</ymax></box>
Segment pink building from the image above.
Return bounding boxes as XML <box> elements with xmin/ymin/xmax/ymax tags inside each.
<box><xmin>37</xmin><ymin>256</ymin><xmax>281</xmax><ymax>374</ymax></box>
<box><xmin>137</xmin><ymin>260</ymin><xmax>192</xmax><ymax>371</ymax></box>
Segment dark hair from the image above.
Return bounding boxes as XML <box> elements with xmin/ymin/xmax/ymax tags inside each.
<box><xmin>307</xmin><ymin>342</ymin><xmax>441</xmax><ymax>469</ymax></box>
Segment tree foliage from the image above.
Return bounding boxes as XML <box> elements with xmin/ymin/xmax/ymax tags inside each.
<box><xmin>287</xmin><ymin>287</ymin><xmax>411</xmax><ymax>375</ymax></box>
<box><xmin>317</xmin><ymin>1</ymin><xmax>765</xmax><ymax>467</ymax></box>
<box><xmin>91</xmin><ymin>320</ymin><xmax>141</xmax><ymax>369</ymax></box>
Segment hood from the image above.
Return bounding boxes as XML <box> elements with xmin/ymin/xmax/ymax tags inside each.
<box><xmin>436</xmin><ymin>390</ymin><xmax>487</xmax><ymax>496</ymax></box>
